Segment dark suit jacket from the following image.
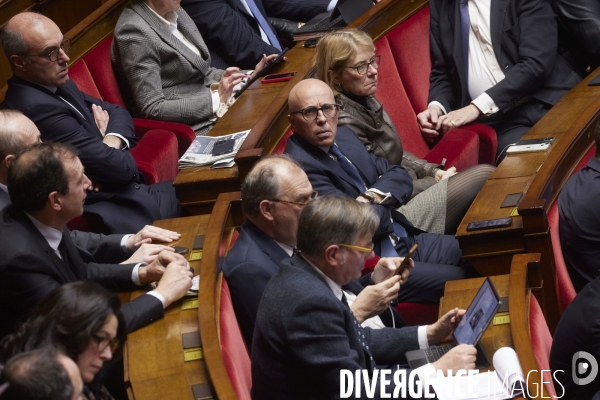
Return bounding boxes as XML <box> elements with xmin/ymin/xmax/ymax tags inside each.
<box><xmin>181</xmin><ymin>0</ymin><xmax>281</xmax><ymax>69</ymax></box>
<box><xmin>0</xmin><ymin>206</ymin><xmax>163</xmax><ymax>338</ymax></box>
<box><xmin>550</xmin><ymin>277</ymin><xmax>600</xmax><ymax>399</ymax></box>
<box><xmin>558</xmin><ymin>157</ymin><xmax>600</xmax><ymax>292</ymax></box>
<box><xmin>284</xmin><ymin>127</ymin><xmax>417</xmax><ymax>250</ymax></box>
<box><xmin>5</xmin><ymin>76</ymin><xmax>170</xmax><ymax>233</ymax></box>
<box><xmin>428</xmin><ymin>0</ymin><xmax>579</xmax><ymax>115</ymax></box>
<box><xmin>262</xmin><ymin>0</ymin><xmax>330</xmax><ymax>22</ymax></box>
<box><xmin>251</xmin><ymin>254</ymin><xmax>419</xmax><ymax>399</ymax></box>
<box><xmin>224</xmin><ymin>220</ymin><xmax>406</xmax><ymax>349</ymax></box>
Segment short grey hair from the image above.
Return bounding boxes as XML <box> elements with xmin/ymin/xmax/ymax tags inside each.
<box><xmin>241</xmin><ymin>154</ymin><xmax>302</xmax><ymax>218</ymax></box>
<box><xmin>0</xmin><ymin>21</ymin><xmax>29</xmax><ymax>68</ymax></box>
<box><xmin>297</xmin><ymin>196</ymin><xmax>379</xmax><ymax>257</ymax></box>
<box><xmin>0</xmin><ymin>110</ymin><xmax>28</xmax><ymax>160</ymax></box>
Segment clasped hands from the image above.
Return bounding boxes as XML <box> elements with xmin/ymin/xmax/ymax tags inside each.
<box><xmin>416</xmin><ymin>104</ymin><xmax>481</xmax><ymax>143</ymax></box>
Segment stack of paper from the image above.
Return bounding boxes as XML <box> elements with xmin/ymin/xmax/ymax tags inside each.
<box><xmin>178</xmin><ymin>130</ymin><xmax>250</xmax><ymax>169</ymax></box>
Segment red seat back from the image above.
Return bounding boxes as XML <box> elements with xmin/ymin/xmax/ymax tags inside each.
<box><xmin>219</xmin><ymin>278</ymin><xmax>252</xmax><ymax>400</ymax></box>
<box><xmin>548</xmin><ymin>202</ymin><xmax>576</xmax><ymax>312</ymax></box>
<box><xmin>529</xmin><ymin>295</ymin><xmax>557</xmax><ymax>399</ymax></box>
<box><xmin>69</xmin><ymin>60</ymin><xmax>103</xmax><ymax>100</ymax></box>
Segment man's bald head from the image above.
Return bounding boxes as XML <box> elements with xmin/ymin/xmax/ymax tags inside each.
<box><xmin>288</xmin><ymin>79</ymin><xmax>339</xmax><ymax>148</ymax></box>
<box><xmin>0</xmin><ymin>110</ymin><xmax>41</xmax><ymax>162</ymax></box>
<box><xmin>1</xmin><ymin>12</ymin><xmax>46</xmax><ymax>66</ymax></box>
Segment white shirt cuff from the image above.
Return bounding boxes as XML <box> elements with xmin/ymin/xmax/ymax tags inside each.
<box><xmin>413</xmin><ymin>363</ymin><xmax>437</xmax><ymax>389</ymax></box>
<box><xmin>105</xmin><ymin>133</ymin><xmax>130</xmax><ymax>149</ymax></box>
<box><xmin>146</xmin><ymin>291</ymin><xmax>166</xmax><ymax>308</ymax></box>
<box><xmin>131</xmin><ymin>262</ymin><xmax>147</xmax><ymax>286</ymax></box>
<box><xmin>471</xmin><ymin>93</ymin><xmax>499</xmax><ymax>115</ymax></box>
<box><xmin>367</xmin><ymin>188</ymin><xmax>393</xmax><ymax>204</ymax></box>
<box><xmin>327</xmin><ymin>0</ymin><xmax>338</xmax><ymax>11</ymax></box>
<box><xmin>418</xmin><ymin>325</ymin><xmax>430</xmax><ymax>349</ymax></box>
<box><xmin>427</xmin><ymin>101</ymin><xmax>447</xmax><ymax>115</ymax></box>
<box><xmin>120</xmin><ymin>234</ymin><xmax>133</xmax><ymax>254</ymax></box>
<box><xmin>210</xmin><ymin>89</ymin><xmax>220</xmax><ymax>114</ymax></box>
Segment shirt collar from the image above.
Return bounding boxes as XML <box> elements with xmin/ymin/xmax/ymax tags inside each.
<box><xmin>0</xmin><ymin>182</ymin><xmax>7</xmax><ymax>193</ymax></box>
<box><xmin>145</xmin><ymin>3</ymin><xmax>179</xmax><ymax>29</ymax></box>
<box><xmin>301</xmin><ymin>254</ymin><xmax>344</xmax><ymax>301</ymax></box>
<box><xmin>274</xmin><ymin>240</ymin><xmax>294</xmax><ymax>257</ymax></box>
<box><xmin>25</xmin><ymin>213</ymin><xmax>63</xmax><ymax>251</ymax></box>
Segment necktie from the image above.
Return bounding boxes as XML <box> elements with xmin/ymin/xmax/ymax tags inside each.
<box><xmin>341</xmin><ymin>292</ymin><xmax>374</xmax><ymax>363</ymax></box>
<box><xmin>58</xmin><ymin>235</ymin><xmax>71</xmax><ymax>270</ymax></box>
<box><xmin>244</xmin><ymin>0</ymin><xmax>282</xmax><ymax>51</ymax></box>
<box><xmin>329</xmin><ymin>144</ymin><xmax>367</xmax><ymax>193</ymax></box>
<box><xmin>459</xmin><ymin>0</ymin><xmax>470</xmax><ymax>87</ymax></box>
<box><xmin>379</xmin><ymin>221</ymin><xmax>408</xmax><ymax>258</ymax></box>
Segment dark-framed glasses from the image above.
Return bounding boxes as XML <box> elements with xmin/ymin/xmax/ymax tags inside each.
<box><xmin>338</xmin><ymin>243</ymin><xmax>374</xmax><ymax>254</ymax></box>
<box><xmin>289</xmin><ymin>104</ymin><xmax>341</xmax><ymax>122</ymax></box>
<box><xmin>22</xmin><ymin>38</ymin><xmax>71</xmax><ymax>62</ymax></box>
<box><xmin>269</xmin><ymin>191</ymin><xmax>318</xmax><ymax>207</ymax></box>
<box><xmin>92</xmin><ymin>333</ymin><xmax>120</xmax><ymax>354</ymax></box>
<box><xmin>346</xmin><ymin>55</ymin><xmax>381</xmax><ymax>75</ymax></box>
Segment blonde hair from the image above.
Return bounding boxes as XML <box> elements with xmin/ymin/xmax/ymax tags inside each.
<box><xmin>315</xmin><ymin>29</ymin><xmax>375</xmax><ymax>95</ymax></box>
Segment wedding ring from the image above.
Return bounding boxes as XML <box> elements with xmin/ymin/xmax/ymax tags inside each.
<box><xmin>450</xmin><ymin>120</ymin><xmax>456</xmax><ymax>126</ymax></box>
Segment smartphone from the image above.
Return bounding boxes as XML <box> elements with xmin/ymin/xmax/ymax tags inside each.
<box><xmin>304</xmin><ymin>38</ymin><xmax>320</xmax><ymax>48</ymax></box>
<box><xmin>396</xmin><ymin>244</ymin><xmax>418</xmax><ymax>275</ymax></box>
<box><xmin>261</xmin><ymin>72</ymin><xmax>296</xmax><ymax>83</ymax></box>
<box><xmin>506</xmin><ymin>142</ymin><xmax>552</xmax><ymax>154</ymax></box>
<box><xmin>172</xmin><ymin>246</ymin><xmax>189</xmax><ymax>255</ymax></box>
<box><xmin>466</xmin><ymin>217</ymin><xmax>512</xmax><ymax>232</ymax></box>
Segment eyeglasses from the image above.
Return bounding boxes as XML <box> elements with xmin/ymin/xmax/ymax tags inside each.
<box><xmin>289</xmin><ymin>104</ymin><xmax>341</xmax><ymax>122</ymax></box>
<box><xmin>346</xmin><ymin>55</ymin><xmax>381</xmax><ymax>75</ymax></box>
<box><xmin>269</xmin><ymin>191</ymin><xmax>318</xmax><ymax>207</ymax></box>
<box><xmin>338</xmin><ymin>243</ymin><xmax>374</xmax><ymax>254</ymax></box>
<box><xmin>21</xmin><ymin>38</ymin><xmax>71</xmax><ymax>62</ymax></box>
<box><xmin>92</xmin><ymin>333</ymin><xmax>120</xmax><ymax>354</ymax></box>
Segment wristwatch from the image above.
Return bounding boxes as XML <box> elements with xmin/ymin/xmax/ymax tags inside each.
<box><xmin>360</xmin><ymin>192</ymin><xmax>375</xmax><ymax>203</ymax></box>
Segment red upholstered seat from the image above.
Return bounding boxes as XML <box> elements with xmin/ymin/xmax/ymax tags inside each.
<box><xmin>548</xmin><ymin>202</ymin><xmax>576</xmax><ymax>312</ymax></box>
<box><xmin>529</xmin><ymin>295</ymin><xmax>557</xmax><ymax>399</ymax></box>
<box><xmin>219</xmin><ymin>277</ymin><xmax>252</xmax><ymax>400</ymax></box>
<box><xmin>374</xmin><ymin>6</ymin><xmax>497</xmax><ymax>168</ymax></box>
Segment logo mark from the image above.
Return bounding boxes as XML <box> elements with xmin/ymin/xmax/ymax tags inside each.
<box><xmin>572</xmin><ymin>351</ymin><xmax>598</xmax><ymax>386</ymax></box>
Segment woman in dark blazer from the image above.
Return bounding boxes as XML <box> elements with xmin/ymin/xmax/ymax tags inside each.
<box><xmin>316</xmin><ymin>29</ymin><xmax>494</xmax><ymax>234</ymax></box>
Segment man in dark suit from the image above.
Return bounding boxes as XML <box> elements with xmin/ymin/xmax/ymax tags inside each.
<box><xmin>550</xmin><ymin>277</ymin><xmax>600</xmax><ymax>398</ymax></box>
<box><xmin>558</xmin><ymin>126</ymin><xmax>600</xmax><ymax>292</ymax></box>
<box><xmin>284</xmin><ymin>79</ymin><xmax>476</xmax><ymax>304</ymax></box>
<box><xmin>0</xmin><ymin>142</ymin><xmax>193</xmax><ymax>338</ymax></box>
<box><xmin>225</xmin><ymin>154</ymin><xmax>404</xmax><ymax>349</ymax></box>
<box><xmin>417</xmin><ymin>0</ymin><xmax>580</xmax><ymax>161</ymax></box>
<box><xmin>1</xmin><ymin>12</ymin><xmax>180</xmax><ymax>233</ymax></box>
<box><xmin>262</xmin><ymin>0</ymin><xmax>331</xmax><ymax>22</ymax></box>
<box><xmin>252</xmin><ymin>196</ymin><xmax>476</xmax><ymax>399</ymax></box>
<box><xmin>0</xmin><ymin>109</ymin><xmax>182</xmax><ymax>265</ymax></box>
<box><xmin>181</xmin><ymin>0</ymin><xmax>282</xmax><ymax>69</ymax></box>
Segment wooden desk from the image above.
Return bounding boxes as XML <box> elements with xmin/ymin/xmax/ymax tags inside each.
<box><xmin>455</xmin><ymin>69</ymin><xmax>600</xmax><ymax>332</ymax></box>
<box><xmin>173</xmin><ymin>46</ymin><xmax>316</xmax><ymax>215</ymax></box>
<box><xmin>124</xmin><ymin>215</ymin><xmax>212</xmax><ymax>400</ymax></box>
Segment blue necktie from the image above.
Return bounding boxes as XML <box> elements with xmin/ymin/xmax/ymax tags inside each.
<box><xmin>244</xmin><ymin>0</ymin><xmax>282</xmax><ymax>51</ymax></box>
<box><xmin>379</xmin><ymin>222</ymin><xmax>408</xmax><ymax>257</ymax></box>
<box><xmin>341</xmin><ymin>293</ymin><xmax>375</xmax><ymax>365</ymax></box>
<box><xmin>329</xmin><ymin>144</ymin><xmax>367</xmax><ymax>193</ymax></box>
<box><xmin>460</xmin><ymin>0</ymin><xmax>470</xmax><ymax>86</ymax></box>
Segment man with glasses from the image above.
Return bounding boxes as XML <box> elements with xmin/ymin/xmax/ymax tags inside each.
<box><xmin>224</xmin><ymin>155</ymin><xmax>404</xmax><ymax>348</ymax></box>
<box><xmin>1</xmin><ymin>12</ymin><xmax>180</xmax><ymax>234</ymax></box>
<box><xmin>251</xmin><ymin>196</ymin><xmax>476</xmax><ymax>399</ymax></box>
<box><xmin>285</xmin><ymin>79</ymin><xmax>476</xmax><ymax>305</ymax></box>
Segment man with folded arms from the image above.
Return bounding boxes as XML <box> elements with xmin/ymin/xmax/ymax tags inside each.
<box><xmin>0</xmin><ymin>142</ymin><xmax>193</xmax><ymax>338</ymax></box>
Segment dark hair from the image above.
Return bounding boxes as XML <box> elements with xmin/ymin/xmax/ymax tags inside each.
<box><xmin>0</xmin><ymin>281</ymin><xmax>126</xmax><ymax>364</ymax></box>
<box><xmin>0</xmin><ymin>22</ymin><xmax>28</xmax><ymax>69</ymax></box>
<box><xmin>0</xmin><ymin>347</ymin><xmax>73</xmax><ymax>400</ymax></box>
<box><xmin>297</xmin><ymin>196</ymin><xmax>378</xmax><ymax>256</ymax></box>
<box><xmin>7</xmin><ymin>142</ymin><xmax>78</xmax><ymax>212</ymax></box>
<box><xmin>241</xmin><ymin>154</ymin><xmax>302</xmax><ymax>218</ymax></box>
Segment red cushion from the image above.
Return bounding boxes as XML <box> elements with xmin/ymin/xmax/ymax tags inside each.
<box><xmin>69</xmin><ymin>60</ymin><xmax>102</xmax><ymax>99</ymax></box>
<box><xmin>424</xmin><ymin>128</ymin><xmax>480</xmax><ymax>171</ymax></box>
<box><xmin>548</xmin><ymin>201</ymin><xmax>576</xmax><ymax>312</ymax></box>
<box><xmin>82</xmin><ymin>34</ymin><xmax>127</xmax><ymax>108</ymax></box>
<box><xmin>395</xmin><ymin>303</ymin><xmax>439</xmax><ymax>326</ymax></box>
<box><xmin>384</xmin><ymin>6</ymin><xmax>431</xmax><ymax>115</ymax></box>
<box><xmin>66</xmin><ymin>213</ymin><xmax>105</xmax><ymax>233</ymax></box>
<box><xmin>529</xmin><ymin>295</ymin><xmax>556</xmax><ymax>399</ymax></box>
<box><xmin>133</xmin><ymin>118</ymin><xmax>196</xmax><ymax>157</ymax></box>
<box><xmin>272</xmin><ymin>128</ymin><xmax>294</xmax><ymax>155</ymax></box>
<box><xmin>130</xmin><ymin>130</ymin><xmax>179</xmax><ymax>184</ymax></box>
<box><xmin>220</xmin><ymin>278</ymin><xmax>252</xmax><ymax>400</ymax></box>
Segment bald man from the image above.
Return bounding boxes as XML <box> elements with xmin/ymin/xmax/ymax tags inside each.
<box><xmin>284</xmin><ymin>79</ymin><xmax>476</xmax><ymax>304</ymax></box>
<box><xmin>1</xmin><ymin>12</ymin><xmax>180</xmax><ymax>234</ymax></box>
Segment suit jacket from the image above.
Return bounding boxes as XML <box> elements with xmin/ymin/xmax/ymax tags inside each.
<box><xmin>0</xmin><ymin>206</ymin><xmax>163</xmax><ymax>338</ymax></box>
<box><xmin>262</xmin><ymin>0</ymin><xmax>330</xmax><ymax>22</ymax></box>
<box><xmin>558</xmin><ymin>157</ymin><xmax>600</xmax><ymax>292</ymax></box>
<box><xmin>251</xmin><ymin>254</ymin><xmax>419</xmax><ymax>399</ymax></box>
<box><xmin>550</xmin><ymin>277</ymin><xmax>600</xmax><ymax>399</ymax></box>
<box><xmin>181</xmin><ymin>0</ymin><xmax>281</xmax><ymax>70</ymax></box>
<box><xmin>224</xmin><ymin>220</ymin><xmax>406</xmax><ymax>349</ymax></box>
<box><xmin>284</xmin><ymin>127</ymin><xmax>418</xmax><ymax>250</ymax></box>
<box><xmin>428</xmin><ymin>0</ymin><xmax>580</xmax><ymax>115</ymax></box>
<box><xmin>112</xmin><ymin>1</ymin><xmax>224</xmax><ymax>134</ymax></box>
<box><xmin>5</xmin><ymin>76</ymin><xmax>174</xmax><ymax>233</ymax></box>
